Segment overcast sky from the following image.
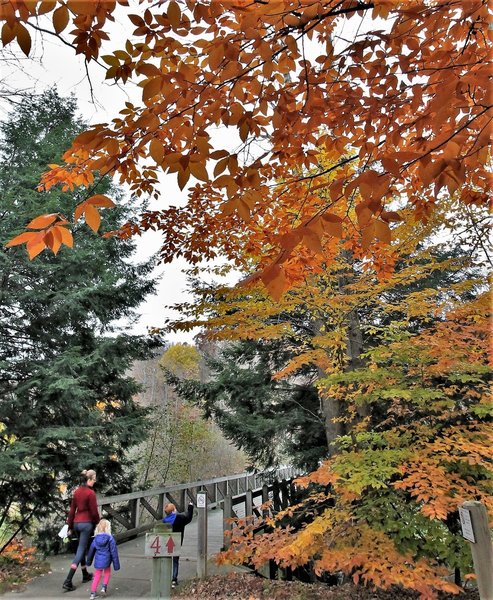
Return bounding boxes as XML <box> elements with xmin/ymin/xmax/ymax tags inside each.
<box><xmin>2</xmin><ymin>9</ymin><xmax>237</xmax><ymax>343</ymax></box>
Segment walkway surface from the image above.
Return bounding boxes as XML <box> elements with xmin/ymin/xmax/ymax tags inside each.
<box><xmin>3</xmin><ymin>508</ymin><xmax>247</xmax><ymax>599</ymax></box>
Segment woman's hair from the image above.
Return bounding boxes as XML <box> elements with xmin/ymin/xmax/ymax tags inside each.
<box><xmin>80</xmin><ymin>469</ymin><xmax>97</xmax><ymax>486</ymax></box>
<box><xmin>95</xmin><ymin>519</ymin><xmax>111</xmax><ymax>535</ymax></box>
<box><xmin>164</xmin><ymin>503</ymin><xmax>176</xmax><ymax>515</ymax></box>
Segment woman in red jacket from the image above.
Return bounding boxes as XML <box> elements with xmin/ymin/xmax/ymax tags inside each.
<box><xmin>62</xmin><ymin>469</ymin><xmax>100</xmax><ymax>592</ymax></box>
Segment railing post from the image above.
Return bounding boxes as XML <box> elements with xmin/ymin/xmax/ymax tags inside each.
<box><xmin>245</xmin><ymin>489</ymin><xmax>253</xmax><ymax>523</ymax></box>
<box><xmin>262</xmin><ymin>484</ymin><xmax>270</xmax><ymax>518</ymax></box>
<box><xmin>178</xmin><ymin>489</ymin><xmax>185</xmax><ymax>511</ymax></box>
<box><xmin>157</xmin><ymin>493</ymin><xmax>164</xmax><ymax>519</ymax></box>
<box><xmin>131</xmin><ymin>498</ymin><xmax>140</xmax><ymax>529</ymax></box>
<box><xmin>460</xmin><ymin>501</ymin><xmax>493</xmax><ymax>600</ymax></box>
<box><xmin>290</xmin><ymin>478</ymin><xmax>298</xmax><ymax>503</ymax></box>
<box><xmin>272</xmin><ymin>480</ymin><xmax>281</xmax><ymax>512</ymax></box>
<box><xmin>223</xmin><ymin>495</ymin><xmax>233</xmax><ymax>549</ymax></box>
<box><xmin>280</xmin><ymin>479</ymin><xmax>289</xmax><ymax>509</ymax></box>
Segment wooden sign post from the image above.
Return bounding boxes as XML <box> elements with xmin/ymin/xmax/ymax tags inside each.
<box><xmin>197</xmin><ymin>490</ymin><xmax>208</xmax><ymax>579</ymax></box>
<box><xmin>145</xmin><ymin>524</ymin><xmax>181</xmax><ymax>600</ymax></box>
<box><xmin>459</xmin><ymin>501</ymin><xmax>493</xmax><ymax>600</ymax></box>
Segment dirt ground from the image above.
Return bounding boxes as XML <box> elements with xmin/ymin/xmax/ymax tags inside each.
<box><xmin>174</xmin><ymin>573</ymin><xmax>480</xmax><ymax>600</ymax></box>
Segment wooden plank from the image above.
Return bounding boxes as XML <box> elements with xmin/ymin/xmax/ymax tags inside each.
<box><xmin>98</xmin><ymin>470</ymin><xmax>279</xmax><ymax>505</ymax></box>
<box><xmin>140</xmin><ymin>497</ymin><xmax>161</xmax><ymax>520</ymax></box>
<box><xmin>101</xmin><ymin>504</ymin><xmax>133</xmax><ymax>530</ymax></box>
<box><xmin>130</xmin><ymin>498</ymin><xmax>140</xmax><ymax>529</ymax></box>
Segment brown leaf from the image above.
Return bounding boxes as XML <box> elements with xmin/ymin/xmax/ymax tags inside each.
<box><xmin>149</xmin><ymin>138</ymin><xmax>165</xmax><ymax>164</ymax></box>
<box><xmin>375</xmin><ymin>220</ymin><xmax>392</xmax><ymax>244</ymax></box>
<box><xmin>16</xmin><ymin>23</ymin><xmax>31</xmax><ymax>56</ymax></box>
<box><xmin>167</xmin><ymin>0</ymin><xmax>181</xmax><ymax>29</ymax></box>
<box><xmin>52</xmin><ymin>5</ymin><xmax>69</xmax><ymax>34</ymax></box>
<box><xmin>142</xmin><ymin>77</ymin><xmax>162</xmax><ymax>101</ymax></box>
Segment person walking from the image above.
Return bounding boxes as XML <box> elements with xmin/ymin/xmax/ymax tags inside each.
<box><xmin>87</xmin><ymin>519</ymin><xmax>120</xmax><ymax>599</ymax></box>
<box><xmin>162</xmin><ymin>502</ymin><xmax>194</xmax><ymax>588</ymax></box>
<box><xmin>62</xmin><ymin>469</ymin><xmax>100</xmax><ymax>592</ymax></box>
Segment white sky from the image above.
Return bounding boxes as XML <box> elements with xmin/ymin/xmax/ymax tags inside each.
<box><xmin>1</xmin><ymin>9</ymin><xmax>237</xmax><ymax>343</ymax></box>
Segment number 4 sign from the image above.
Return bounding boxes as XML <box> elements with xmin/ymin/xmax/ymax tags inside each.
<box><xmin>145</xmin><ymin>533</ymin><xmax>181</xmax><ymax>557</ymax></box>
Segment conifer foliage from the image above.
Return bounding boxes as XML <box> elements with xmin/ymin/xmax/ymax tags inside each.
<box><xmin>165</xmin><ymin>338</ymin><xmax>327</xmax><ymax>470</ymax></box>
<box><xmin>0</xmin><ymin>90</ymin><xmax>156</xmax><ymax>550</ymax></box>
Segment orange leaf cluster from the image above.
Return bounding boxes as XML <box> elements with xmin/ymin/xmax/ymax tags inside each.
<box><xmin>313</xmin><ymin>524</ymin><xmax>461</xmax><ymax>600</ymax></box>
<box><xmin>5</xmin><ymin>213</ymin><xmax>73</xmax><ymax>258</ymax></box>
<box><xmin>1</xmin><ymin>1</ymin><xmax>490</xmax><ymax>288</ymax></box>
<box><xmin>395</xmin><ymin>423</ymin><xmax>493</xmax><ymax>519</ymax></box>
<box><xmin>2</xmin><ymin>539</ymin><xmax>37</xmax><ymax>565</ymax></box>
<box><xmin>5</xmin><ymin>194</ymin><xmax>115</xmax><ymax>258</ymax></box>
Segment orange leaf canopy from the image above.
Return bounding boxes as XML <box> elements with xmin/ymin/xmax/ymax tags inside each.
<box><xmin>2</xmin><ymin>1</ymin><xmax>491</xmax><ymax>281</ymax></box>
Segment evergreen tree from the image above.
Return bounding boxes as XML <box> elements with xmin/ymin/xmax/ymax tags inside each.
<box><xmin>165</xmin><ymin>339</ymin><xmax>327</xmax><ymax>471</ymax></box>
<box><xmin>0</xmin><ymin>90</ymin><xmax>156</xmax><ymax>550</ymax></box>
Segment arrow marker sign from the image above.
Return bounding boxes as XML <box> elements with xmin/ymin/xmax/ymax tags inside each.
<box><xmin>166</xmin><ymin>536</ymin><xmax>175</xmax><ymax>553</ymax></box>
<box><xmin>145</xmin><ymin>533</ymin><xmax>181</xmax><ymax>557</ymax></box>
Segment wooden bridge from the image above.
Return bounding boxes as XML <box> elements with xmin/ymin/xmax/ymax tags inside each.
<box><xmin>98</xmin><ymin>466</ymin><xmax>300</xmax><ymax>548</ymax></box>
<box><xmin>3</xmin><ymin>467</ymin><xmax>302</xmax><ymax>598</ymax></box>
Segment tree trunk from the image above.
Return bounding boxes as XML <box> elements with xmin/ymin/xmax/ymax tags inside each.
<box><xmin>319</xmin><ymin>251</ymin><xmax>367</xmax><ymax>452</ymax></box>
<box><xmin>311</xmin><ymin>316</ymin><xmax>344</xmax><ymax>453</ymax></box>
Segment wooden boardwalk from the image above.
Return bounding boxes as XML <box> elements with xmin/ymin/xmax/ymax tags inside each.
<box><xmin>2</xmin><ymin>469</ymin><xmax>299</xmax><ymax>599</ymax></box>
<box><xmin>3</xmin><ymin>508</ymin><xmax>245</xmax><ymax>599</ymax></box>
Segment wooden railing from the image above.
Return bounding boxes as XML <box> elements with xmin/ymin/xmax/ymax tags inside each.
<box><xmin>222</xmin><ymin>476</ymin><xmax>298</xmax><ymax>549</ymax></box>
<box><xmin>98</xmin><ymin>467</ymin><xmax>300</xmax><ymax>543</ymax></box>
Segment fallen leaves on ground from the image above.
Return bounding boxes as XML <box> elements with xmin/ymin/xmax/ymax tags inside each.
<box><xmin>174</xmin><ymin>573</ymin><xmax>480</xmax><ymax>600</ymax></box>
<box><xmin>0</xmin><ymin>555</ymin><xmax>50</xmax><ymax>594</ymax></box>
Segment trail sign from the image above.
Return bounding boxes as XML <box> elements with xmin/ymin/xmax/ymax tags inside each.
<box><xmin>459</xmin><ymin>507</ymin><xmax>476</xmax><ymax>543</ymax></box>
<box><xmin>145</xmin><ymin>533</ymin><xmax>181</xmax><ymax>557</ymax></box>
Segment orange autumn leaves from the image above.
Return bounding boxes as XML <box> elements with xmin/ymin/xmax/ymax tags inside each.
<box><xmin>6</xmin><ymin>194</ymin><xmax>114</xmax><ymax>258</ymax></box>
<box><xmin>216</xmin><ymin>295</ymin><xmax>490</xmax><ymax>599</ymax></box>
<box><xmin>0</xmin><ymin>0</ymin><xmax>490</xmax><ymax>292</ymax></box>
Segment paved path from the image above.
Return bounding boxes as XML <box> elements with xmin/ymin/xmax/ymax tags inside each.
<box><xmin>3</xmin><ymin>508</ymin><xmax>247</xmax><ymax>599</ymax></box>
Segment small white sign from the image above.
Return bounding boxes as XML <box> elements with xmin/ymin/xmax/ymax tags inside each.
<box><xmin>145</xmin><ymin>533</ymin><xmax>181</xmax><ymax>557</ymax></box>
<box><xmin>459</xmin><ymin>507</ymin><xmax>476</xmax><ymax>543</ymax></box>
<box><xmin>197</xmin><ymin>492</ymin><xmax>207</xmax><ymax>508</ymax></box>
